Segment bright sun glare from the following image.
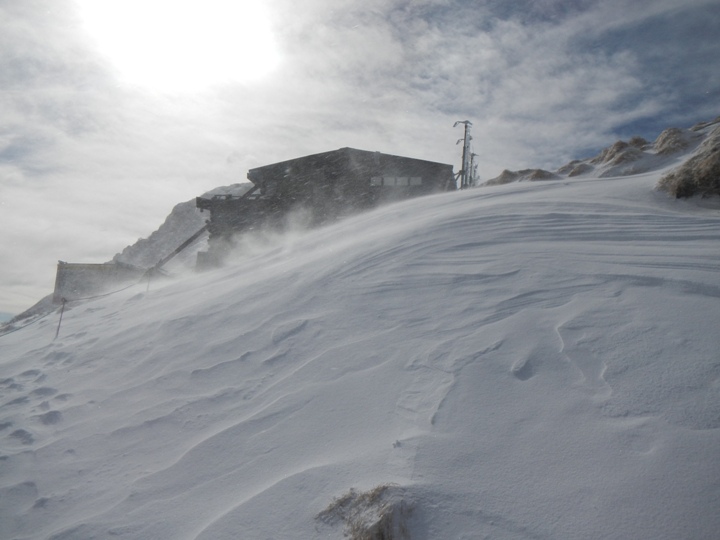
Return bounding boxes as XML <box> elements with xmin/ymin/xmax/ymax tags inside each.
<box><xmin>76</xmin><ymin>0</ymin><xmax>281</xmax><ymax>92</ymax></box>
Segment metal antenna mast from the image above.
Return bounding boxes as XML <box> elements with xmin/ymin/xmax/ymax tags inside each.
<box><xmin>470</xmin><ymin>152</ymin><xmax>478</xmax><ymax>187</ymax></box>
<box><xmin>454</xmin><ymin>120</ymin><xmax>473</xmax><ymax>189</ymax></box>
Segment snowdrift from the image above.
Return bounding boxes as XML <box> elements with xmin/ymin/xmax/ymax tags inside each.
<box><xmin>1</xmin><ymin>148</ymin><xmax>720</xmax><ymax>539</ymax></box>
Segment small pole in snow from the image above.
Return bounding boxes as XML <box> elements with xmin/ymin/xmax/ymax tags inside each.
<box><xmin>54</xmin><ymin>298</ymin><xmax>67</xmax><ymax>340</ymax></box>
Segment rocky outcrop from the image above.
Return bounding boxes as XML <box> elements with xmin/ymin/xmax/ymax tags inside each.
<box><xmin>567</xmin><ymin>163</ymin><xmax>594</xmax><ymax>176</ymax></box>
<box><xmin>654</xmin><ymin>127</ymin><xmax>693</xmax><ymax>155</ymax></box>
<box><xmin>657</xmin><ymin>124</ymin><xmax>720</xmax><ymax>198</ymax></box>
<box><xmin>590</xmin><ymin>140</ymin><xmax>643</xmax><ymax>165</ymax></box>
<box><xmin>474</xmin><ymin>116</ymin><xmax>718</xmax><ymax>191</ymax></box>
<box><xmin>484</xmin><ymin>169</ymin><xmax>521</xmax><ymax>185</ymax></box>
<box><xmin>484</xmin><ymin>168</ymin><xmax>558</xmax><ymax>185</ymax></box>
<box><xmin>690</xmin><ymin>116</ymin><xmax>720</xmax><ymax>132</ymax></box>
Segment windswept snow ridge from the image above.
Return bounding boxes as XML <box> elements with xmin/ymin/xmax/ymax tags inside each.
<box><xmin>486</xmin><ymin>117</ymin><xmax>720</xmax><ymax>185</ymax></box>
<box><xmin>1</xmin><ymin>148</ymin><xmax>719</xmax><ymax>539</ymax></box>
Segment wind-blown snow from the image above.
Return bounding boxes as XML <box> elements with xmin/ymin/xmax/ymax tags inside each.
<box><xmin>1</xmin><ymin>156</ymin><xmax>719</xmax><ymax>538</ymax></box>
<box><xmin>112</xmin><ymin>183</ymin><xmax>253</xmax><ymax>271</ymax></box>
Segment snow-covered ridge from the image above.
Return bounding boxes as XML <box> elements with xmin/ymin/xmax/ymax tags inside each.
<box><xmin>1</xmin><ymin>129</ymin><xmax>719</xmax><ymax>538</ymax></box>
<box><xmin>657</xmin><ymin>121</ymin><xmax>720</xmax><ymax>198</ymax></box>
<box><xmin>485</xmin><ymin>116</ymin><xmax>720</xmax><ymax>186</ymax></box>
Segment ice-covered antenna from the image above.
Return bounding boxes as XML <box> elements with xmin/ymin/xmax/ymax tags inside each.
<box><xmin>454</xmin><ymin>120</ymin><xmax>473</xmax><ymax>189</ymax></box>
<box><xmin>470</xmin><ymin>152</ymin><xmax>478</xmax><ymax>187</ymax></box>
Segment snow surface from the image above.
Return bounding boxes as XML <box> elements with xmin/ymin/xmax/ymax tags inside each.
<box><xmin>1</xmin><ymin>157</ymin><xmax>720</xmax><ymax>539</ymax></box>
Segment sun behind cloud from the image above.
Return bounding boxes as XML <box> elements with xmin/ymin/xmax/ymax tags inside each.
<box><xmin>75</xmin><ymin>0</ymin><xmax>281</xmax><ymax>92</ymax></box>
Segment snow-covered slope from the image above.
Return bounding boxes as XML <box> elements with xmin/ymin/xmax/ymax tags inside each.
<box><xmin>2</xmin><ymin>152</ymin><xmax>720</xmax><ymax>539</ymax></box>
<box><xmin>485</xmin><ymin>116</ymin><xmax>720</xmax><ymax>185</ymax></box>
<box><xmin>658</xmin><ymin>122</ymin><xmax>720</xmax><ymax>198</ymax></box>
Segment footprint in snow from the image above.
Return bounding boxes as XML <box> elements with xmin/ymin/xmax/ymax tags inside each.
<box><xmin>511</xmin><ymin>357</ymin><xmax>537</xmax><ymax>381</ymax></box>
<box><xmin>36</xmin><ymin>410</ymin><xmax>62</xmax><ymax>425</ymax></box>
<box><xmin>3</xmin><ymin>396</ymin><xmax>30</xmax><ymax>407</ymax></box>
<box><xmin>9</xmin><ymin>429</ymin><xmax>34</xmax><ymax>445</ymax></box>
<box><xmin>30</xmin><ymin>387</ymin><xmax>57</xmax><ymax>398</ymax></box>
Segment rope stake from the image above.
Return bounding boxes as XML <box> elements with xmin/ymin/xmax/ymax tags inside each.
<box><xmin>54</xmin><ymin>298</ymin><xmax>67</xmax><ymax>340</ymax></box>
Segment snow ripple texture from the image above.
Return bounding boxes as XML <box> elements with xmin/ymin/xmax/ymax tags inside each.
<box><xmin>1</xmin><ymin>168</ymin><xmax>719</xmax><ymax>539</ymax></box>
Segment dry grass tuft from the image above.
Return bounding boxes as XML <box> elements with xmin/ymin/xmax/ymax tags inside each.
<box><xmin>317</xmin><ymin>484</ymin><xmax>412</xmax><ymax>540</ymax></box>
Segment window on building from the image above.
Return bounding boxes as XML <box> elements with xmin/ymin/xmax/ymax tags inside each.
<box><xmin>371</xmin><ymin>176</ymin><xmax>423</xmax><ymax>187</ymax></box>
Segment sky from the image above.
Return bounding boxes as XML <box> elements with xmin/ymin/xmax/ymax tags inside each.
<box><xmin>1</xmin><ymin>0</ymin><xmax>719</xmax><ymax>316</ymax></box>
